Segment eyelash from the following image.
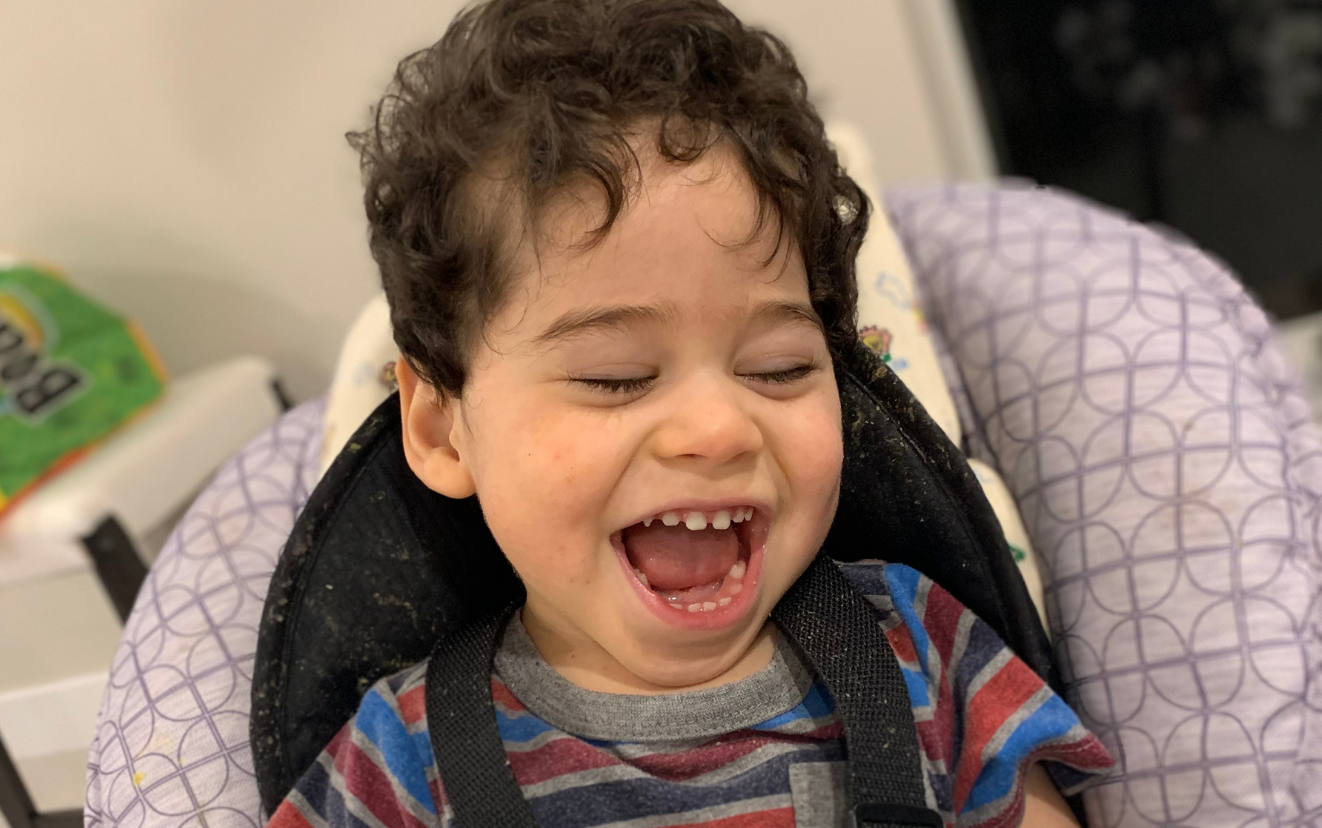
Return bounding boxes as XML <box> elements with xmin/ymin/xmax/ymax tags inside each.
<box><xmin>755</xmin><ymin>364</ymin><xmax>817</xmax><ymax>384</ymax></box>
<box><xmin>575</xmin><ymin>376</ymin><xmax>655</xmax><ymax>394</ymax></box>
<box><xmin>573</xmin><ymin>364</ymin><xmax>817</xmax><ymax>394</ymax></box>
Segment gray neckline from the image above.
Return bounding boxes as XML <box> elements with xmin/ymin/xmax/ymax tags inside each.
<box><xmin>494</xmin><ymin>613</ymin><xmax>816</xmax><ymax>743</ymax></box>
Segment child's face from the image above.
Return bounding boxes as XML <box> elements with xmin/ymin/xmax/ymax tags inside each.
<box><xmin>402</xmin><ymin>142</ymin><xmax>843</xmax><ymax>691</ymax></box>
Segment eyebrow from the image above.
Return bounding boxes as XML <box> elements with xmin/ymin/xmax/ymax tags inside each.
<box><xmin>531</xmin><ymin>299</ymin><xmax>822</xmax><ymax>347</ymax></box>
<box><xmin>532</xmin><ymin>304</ymin><xmax>675</xmax><ymax>347</ymax></box>
<box><xmin>750</xmin><ymin>300</ymin><xmax>824</xmax><ymax>334</ymax></box>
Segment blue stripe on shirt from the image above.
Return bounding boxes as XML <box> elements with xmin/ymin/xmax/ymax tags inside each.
<box><xmin>752</xmin><ymin>682</ymin><xmax>836</xmax><ymax>730</ymax></box>
<box><xmin>883</xmin><ymin>565</ymin><xmax>935</xmax><ymax>674</ymax></box>
<box><xmin>901</xmin><ymin>664</ymin><xmax>931</xmax><ymax>709</ymax></box>
<box><xmin>963</xmin><ymin>692</ymin><xmax>1083</xmax><ymax>810</ymax></box>
<box><xmin>355</xmin><ymin>689</ymin><xmax>437</xmax><ymax>813</ymax></box>
<box><xmin>497</xmin><ymin>705</ymin><xmax>563</xmax><ymax>743</ymax></box>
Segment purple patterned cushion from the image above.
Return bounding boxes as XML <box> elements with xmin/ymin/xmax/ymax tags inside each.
<box><xmin>85</xmin><ymin>399</ymin><xmax>323</xmax><ymax>828</ymax></box>
<box><xmin>888</xmin><ymin>182</ymin><xmax>1322</xmax><ymax>827</ymax></box>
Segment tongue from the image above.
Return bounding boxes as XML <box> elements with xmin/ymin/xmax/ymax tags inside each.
<box><xmin>622</xmin><ymin>523</ymin><xmax>739</xmax><ymax>591</ymax></box>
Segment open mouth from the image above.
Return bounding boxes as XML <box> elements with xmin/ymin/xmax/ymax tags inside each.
<box><xmin>610</xmin><ymin>504</ymin><xmax>766</xmax><ymax>628</ymax></box>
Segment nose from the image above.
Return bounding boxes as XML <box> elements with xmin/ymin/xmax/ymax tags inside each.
<box><xmin>651</xmin><ymin>371</ymin><xmax>763</xmax><ymax>466</ymax></box>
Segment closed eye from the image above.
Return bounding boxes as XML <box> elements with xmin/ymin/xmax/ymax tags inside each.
<box><xmin>741</xmin><ymin>364</ymin><xmax>818</xmax><ymax>384</ymax></box>
<box><xmin>572</xmin><ymin>363</ymin><xmax>817</xmax><ymax>395</ymax></box>
<box><xmin>571</xmin><ymin>376</ymin><xmax>656</xmax><ymax>394</ymax></box>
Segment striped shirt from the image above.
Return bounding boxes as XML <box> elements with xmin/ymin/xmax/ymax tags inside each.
<box><xmin>268</xmin><ymin>561</ymin><xmax>1113</xmax><ymax>828</ymax></box>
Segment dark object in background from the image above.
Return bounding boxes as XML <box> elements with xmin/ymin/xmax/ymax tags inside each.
<box><xmin>957</xmin><ymin>0</ymin><xmax>1322</xmax><ymax>320</ymax></box>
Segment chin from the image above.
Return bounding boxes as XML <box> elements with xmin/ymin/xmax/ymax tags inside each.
<box><xmin>618</xmin><ymin>648</ymin><xmax>741</xmax><ymax>690</ymax></box>
<box><xmin>614</xmin><ymin>612</ymin><xmax>767</xmax><ymax>689</ymax></box>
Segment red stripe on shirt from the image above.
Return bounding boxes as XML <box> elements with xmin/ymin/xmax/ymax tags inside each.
<box><xmin>914</xmin><ymin>717</ymin><xmax>949</xmax><ymax>768</ymax></box>
<box><xmin>793</xmin><ymin>721</ymin><xmax>846</xmax><ymax>742</ymax></box>
<box><xmin>395</xmin><ymin>684</ymin><xmax>427</xmax><ymax>727</ymax></box>
<box><xmin>324</xmin><ymin>724</ymin><xmax>350</xmax><ymax>757</ymax></box>
<box><xmin>507</xmin><ymin>733</ymin><xmax>622</xmax><ymax>785</ymax></box>
<box><xmin>491</xmin><ymin>679</ymin><xmax>527</xmax><ymax>713</ymax></box>
<box><xmin>883</xmin><ymin>623</ymin><xmax>919</xmax><ymax>667</ymax></box>
<box><xmin>919</xmin><ymin>580</ymin><xmax>967</xmax><ymax>668</ymax></box>
<box><xmin>627</xmin><ymin>732</ymin><xmax>784</xmax><ymax>781</ymax></box>
<box><xmin>920</xmin><ymin>634</ymin><xmax>962</xmax><ymax>772</ymax></box>
<box><xmin>334</xmin><ymin>738</ymin><xmax>433</xmax><ymax>828</ymax></box>
<box><xmin>1035</xmin><ymin>736</ymin><xmax>1117</xmax><ymax>771</ymax></box>
<box><xmin>929</xmin><ymin>659</ymin><xmax>958</xmax><ymax>767</ymax></box>
<box><xmin>952</xmin><ymin>657</ymin><xmax>1044</xmax><ymax>811</ymax></box>
<box><xmin>266</xmin><ymin>797</ymin><xmax>320</xmax><ymax>828</ymax></box>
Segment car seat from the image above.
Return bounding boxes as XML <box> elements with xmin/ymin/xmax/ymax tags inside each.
<box><xmin>83</xmin><ymin>182</ymin><xmax>1322</xmax><ymax>828</ymax></box>
<box><xmin>248</xmin><ymin>330</ymin><xmax>1052</xmax><ymax>827</ymax></box>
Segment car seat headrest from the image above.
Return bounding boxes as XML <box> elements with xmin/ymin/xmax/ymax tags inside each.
<box><xmin>251</xmin><ymin>339</ymin><xmax>1055</xmax><ymax>814</ymax></box>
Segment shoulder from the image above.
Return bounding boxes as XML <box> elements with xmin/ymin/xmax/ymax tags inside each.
<box><xmin>268</xmin><ymin>660</ymin><xmax>443</xmax><ymax>828</ymax></box>
<box><xmin>837</xmin><ymin>559</ymin><xmax>1051</xmax><ymax>719</ymax></box>
<box><xmin>837</xmin><ymin>560</ymin><xmax>992</xmax><ymax>644</ymax></box>
<box><xmin>835</xmin><ymin>559</ymin><xmax>942</xmax><ymax>634</ymax></box>
<box><xmin>342</xmin><ymin>660</ymin><xmax>434</xmax><ymax>773</ymax></box>
<box><xmin>359</xmin><ymin>660</ymin><xmax>431</xmax><ymax>733</ymax></box>
<box><xmin>834</xmin><ymin>560</ymin><xmax>955</xmax><ymax>708</ymax></box>
<box><xmin>837</xmin><ymin>561</ymin><xmax>1115</xmax><ymax>823</ymax></box>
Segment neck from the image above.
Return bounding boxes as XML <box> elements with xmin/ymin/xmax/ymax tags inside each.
<box><xmin>520</xmin><ymin>610</ymin><xmax>778</xmax><ymax>695</ymax></box>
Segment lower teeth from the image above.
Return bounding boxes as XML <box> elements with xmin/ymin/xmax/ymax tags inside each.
<box><xmin>670</xmin><ymin>594</ymin><xmax>737</xmax><ymax>612</ymax></box>
<box><xmin>647</xmin><ymin>558</ymin><xmax>749</xmax><ymax>613</ymax></box>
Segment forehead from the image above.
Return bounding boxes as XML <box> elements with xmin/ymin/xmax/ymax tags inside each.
<box><xmin>492</xmin><ymin>143</ymin><xmax>806</xmax><ymax>335</ymax></box>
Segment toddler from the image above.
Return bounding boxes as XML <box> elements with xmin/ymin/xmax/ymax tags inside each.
<box><xmin>267</xmin><ymin>1</ymin><xmax>1113</xmax><ymax>825</ymax></box>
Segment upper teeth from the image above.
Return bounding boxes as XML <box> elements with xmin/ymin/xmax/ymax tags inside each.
<box><xmin>645</xmin><ymin>506</ymin><xmax>753</xmax><ymax>531</ymax></box>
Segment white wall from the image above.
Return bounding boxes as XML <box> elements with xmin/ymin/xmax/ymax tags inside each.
<box><xmin>0</xmin><ymin>0</ymin><xmax>992</xmax><ymax>401</ymax></box>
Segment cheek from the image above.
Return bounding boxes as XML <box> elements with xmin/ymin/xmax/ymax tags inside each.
<box><xmin>531</xmin><ymin>415</ymin><xmax>617</xmax><ymax>490</ymax></box>
<box><xmin>780</xmin><ymin>394</ymin><xmax>844</xmax><ymax>502</ymax></box>
<box><xmin>520</xmin><ymin>407</ymin><xmax>630</xmax><ymax>498</ymax></box>
<box><xmin>474</xmin><ymin>404</ymin><xmax>630</xmax><ymax>578</ymax></box>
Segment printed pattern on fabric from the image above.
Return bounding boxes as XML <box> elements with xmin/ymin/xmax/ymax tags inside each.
<box><xmin>85</xmin><ymin>399</ymin><xmax>326</xmax><ymax>828</ymax></box>
<box><xmin>885</xmin><ymin>183</ymin><xmax>1322</xmax><ymax>827</ymax></box>
<box><xmin>266</xmin><ymin>562</ymin><xmax>1113</xmax><ymax>828</ymax></box>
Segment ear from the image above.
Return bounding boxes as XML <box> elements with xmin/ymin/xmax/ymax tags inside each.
<box><xmin>396</xmin><ymin>356</ymin><xmax>477</xmax><ymax>499</ymax></box>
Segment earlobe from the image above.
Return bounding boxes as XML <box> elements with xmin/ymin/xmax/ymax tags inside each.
<box><xmin>396</xmin><ymin>356</ymin><xmax>477</xmax><ymax>499</ymax></box>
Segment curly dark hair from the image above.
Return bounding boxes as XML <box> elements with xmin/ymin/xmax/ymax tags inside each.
<box><xmin>350</xmin><ymin>0</ymin><xmax>869</xmax><ymax>396</ymax></box>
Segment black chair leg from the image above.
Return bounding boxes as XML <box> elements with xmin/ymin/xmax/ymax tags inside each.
<box><xmin>1</xmin><ymin>655</ymin><xmax>100</xmax><ymax>828</ymax></box>
<box><xmin>32</xmin><ymin>812</ymin><xmax>84</xmax><ymax>828</ymax></box>
<box><xmin>0</xmin><ymin>731</ymin><xmax>78</xmax><ymax>828</ymax></box>
<box><xmin>0</xmin><ymin>730</ymin><xmax>37</xmax><ymax>828</ymax></box>
<box><xmin>0</xmin><ymin>514</ymin><xmax>149</xmax><ymax>828</ymax></box>
<box><xmin>81</xmin><ymin>516</ymin><xmax>148</xmax><ymax>623</ymax></box>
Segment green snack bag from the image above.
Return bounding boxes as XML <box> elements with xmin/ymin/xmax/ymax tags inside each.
<box><xmin>0</xmin><ymin>258</ymin><xmax>166</xmax><ymax>514</ymax></box>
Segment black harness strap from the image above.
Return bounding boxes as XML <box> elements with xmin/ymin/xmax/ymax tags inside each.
<box><xmin>425</xmin><ymin>600</ymin><xmax>537</xmax><ymax>828</ymax></box>
<box><xmin>772</xmin><ymin>554</ymin><xmax>942</xmax><ymax>828</ymax></box>
<box><xmin>426</xmin><ymin>554</ymin><xmax>941</xmax><ymax>828</ymax></box>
